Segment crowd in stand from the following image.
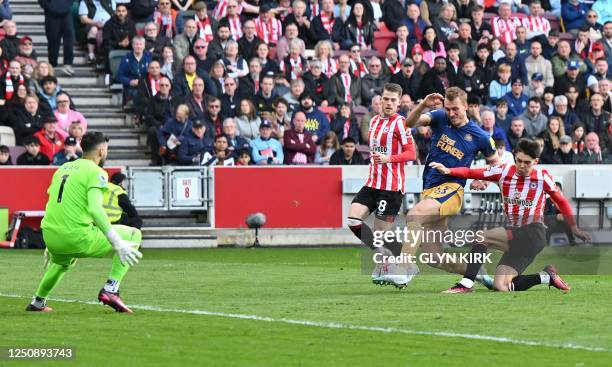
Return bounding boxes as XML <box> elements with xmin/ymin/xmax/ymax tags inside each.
<box><xmin>0</xmin><ymin>0</ymin><xmax>611</xmax><ymax>166</ymax></box>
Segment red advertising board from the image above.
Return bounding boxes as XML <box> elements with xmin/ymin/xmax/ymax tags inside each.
<box><xmin>214</xmin><ymin>167</ymin><xmax>343</xmax><ymax>228</ymax></box>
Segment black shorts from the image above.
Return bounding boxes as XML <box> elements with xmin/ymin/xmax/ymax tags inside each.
<box><xmin>352</xmin><ymin>186</ymin><xmax>403</xmax><ymax>217</ymax></box>
<box><xmin>498</xmin><ymin>223</ymin><xmax>547</xmax><ymax>274</ymax></box>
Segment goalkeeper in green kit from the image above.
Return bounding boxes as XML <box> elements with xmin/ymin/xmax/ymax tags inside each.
<box><xmin>26</xmin><ymin>132</ymin><xmax>143</xmax><ymax>313</ymax></box>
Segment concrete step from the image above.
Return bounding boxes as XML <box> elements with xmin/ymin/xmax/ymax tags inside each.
<box><xmin>11</xmin><ymin>14</ymin><xmax>45</xmax><ymax>23</ymax></box>
<box><xmin>106</xmin><ymin>158</ymin><xmax>151</xmax><ymax>166</ymax></box>
<box><xmin>58</xmin><ymin>76</ymin><xmax>101</xmax><ymax>87</ymax></box>
<box><xmin>87</xmin><ymin>117</ymin><xmax>127</xmax><ymax>127</ymax></box>
<box><xmin>108</xmin><ymin>137</ymin><xmax>140</xmax><ymax>148</ymax></box>
<box><xmin>72</xmin><ymin>96</ymin><xmax>118</xmax><ymax>107</ymax></box>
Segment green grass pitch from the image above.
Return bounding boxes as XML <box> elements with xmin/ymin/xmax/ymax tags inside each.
<box><xmin>1</xmin><ymin>247</ymin><xmax>611</xmax><ymax>367</ymax></box>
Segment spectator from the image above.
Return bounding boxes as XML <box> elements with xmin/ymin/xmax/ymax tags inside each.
<box><xmin>220</xmin><ymin>40</ymin><xmax>248</xmax><ymax>79</ymax></box>
<box><xmin>507</xmin><ymin>117</ymin><xmax>527</xmax><ymax>152</ymax></box>
<box><xmin>67</xmin><ymin>120</ymin><xmax>84</xmax><ymax>150</ymax></box>
<box><xmin>276</xmin><ymin>23</ymin><xmax>306</xmax><ymax>62</ymax></box>
<box><xmin>159</xmin><ymin>46</ymin><xmax>178</xmax><ymax>81</ymax></box>
<box><xmin>343</xmin><ymin>1</ymin><xmax>376</xmax><ymax>50</ymax></box>
<box><xmin>31</xmin><ymin>61</ymin><xmax>54</xmax><ymax>94</ymax></box>
<box><xmin>183</xmin><ymin>77</ymin><xmax>209</xmax><ymax>126</ymax></box>
<box><xmin>193</xmin><ymin>2</ymin><xmax>218</xmax><ymax>43</ymax></box>
<box><xmin>192</xmin><ymin>38</ymin><xmax>213</xmax><ymax>75</ymax></box>
<box><xmin>117</xmin><ymin>36</ymin><xmax>152</xmax><ymax>102</ymax></box>
<box><xmin>238</xmin><ymin>20</ymin><xmax>261</xmax><ymax>61</ymax></box>
<box><xmin>552</xmin><ymin>135</ymin><xmax>579</xmax><ymax>164</ymax></box>
<box><xmin>524</xmin><ymin>41</ymin><xmax>554</xmax><ymax>88</ymax></box>
<box><xmin>579</xmin><ymin>132</ymin><xmax>605</xmax><ymax>163</ymax></box>
<box><xmin>37</xmin><ymin>0</ymin><xmax>74</xmax><ymax>75</ymax></box>
<box><xmin>105</xmin><ymin>172</ymin><xmax>142</xmax><ymax>229</ymax></box>
<box><xmin>314</xmin><ymin>130</ymin><xmax>339</xmax><ymax>164</ymax></box>
<box><xmin>571</xmin><ymin>122</ymin><xmax>587</xmax><ymax>154</ymax></box>
<box><xmin>314</xmin><ymin>40</ymin><xmax>337</xmax><ymax>79</ymax></box>
<box><xmin>329</xmin><ymin>137</ymin><xmax>367</xmax><ymax>165</ymax></box>
<box><xmin>381</xmin><ymin>0</ymin><xmax>403</xmax><ymax>31</ymax></box>
<box><xmin>420</xmin><ymin>26</ymin><xmax>447</xmax><ymax>68</ymax></box>
<box><xmin>488</xmin><ymin>63</ymin><xmax>512</xmax><ymax>104</ymax></box>
<box><xmin>222</xmin><ymin>117</ymin><xmax>250</xmax><ymax>157</ymax></box>
<box><xmin>503</xmin><ymin>78</ymin><xmax>528</xmax><ymax>118</ymax></box>
<box><xmin>0</xmin><ymin>60</ymin><xmax>29</xmax><ymax>106</ymax></box>
<box><xmin>279</xmin><ymin>39</ymin><xmax>308</xmax><ymax>83</ymax></box>
<box><xmin>284</xmin><ymin>0</ymin><xmax>314</xmax><ymax>47</ymax></box>
<box><xmin>208</xmin><ymin>59</ymin><xmax>226</xmax><ymax>94</ymax></box>
<box><xmin>554</xmin><ymin>60</ymin><xmax>587</xmax><ymax>99</ymax></box>
<box><xmin>522</xmin><ymin>1</ymin><xmax>550</xmax><ymax>42</ymax></box>
<box><xmin>235</xmin><ymin>149</ymin><xmax>252</xmax><ymax>165</ymax></box>
<box><xmin>202</xmin><ymin>135</ymin><xmax>234</xmax><ymax>166</ymax></box>
<box><xmin>334</xmin><ymin>0</ymin><xmax>350</xmax><ymax>22</ymax></box>
<box><xmin>250</xmin><ymin>120</ymin><xmax>284</xmax><ymax>164</ymax></box>
<box><xmin>177</xmin><ymin>120</ymin><xmax>213</xmax><ymax>165</ymax></box>
<box><xmin>587</xmin><ymin>54</ymin><xmax>610</xmax><ymax>93</ymax></box>
<box><xmin>36</xmin><ymin>75</ymin><xmax>60</xmax><ymax>114</ymax></box>
<box><xmin>157</xmin><ymin>104</ymin><xmax>193</xmax><ymax>163</ymax></box>
<box><xmin>144</xmin><ymin>22</ymin><xmax>171</xmax><ymax>61</ymax></box>
<box><xmin>361</xmin><ymin>57</ymin><xmax>388</xmax><ymax>107</ymax></box>
<box><xmin>491</xmin><ymin>2</ymin><xmax>521</xmax><ymax>45</ymax></box>
<box><xmin>310</xmin><ymin>0</ymin><xmax>342</xmax><ymax>48</ymax></box>
<box><xmin>494</xmin><ymin>99</ymin><xmax>511</xmax><ymax>133</ymax></box>
<box><xmin>469</xmin><ymin>5</ymin><xmax>493</xmax><ymax>44</ymax></box>
<box><xmin>142</xmin><ymin>76</ymin><xmax>175</xmax><ymax>164</ymax></box>
<box><xmin>481</xmin><ymin>109</ymin><xmax>510</xmax><ymax>148</ymax></box>
<box><xmin>542</xmin><ymin>86</ymin><xmax>556</xmax><ymax>115</ymax></box>
<box><xmin>203</xmin><ymin>96</ymin><xmax>224</xmax><ymax>137</ymax></box>
<box><xmin>52</xmin><ymin>136</ymin><xmax>80</xmax><ymax>166</ymax></box>
<box><xmin>135</xmin><ymin>60</ymin><xmax>163</xmax><ymax>110</ymax></box>
<box><xmin>10</xmin><ymin>94</ymin><xmax>45</xmax><ymax>145</ymax></box>
<box><xmin>433</xmin><ymin>3</ymin><xmax>459</xmax><ymax>43</ymax></box>
<box><xmin>284</xmin><ymin>111</ymin><xmax>316</xmax><ymax>164</ymax></box>
<box><xmin>330</xmin><ymin>54</ymin><xmax>361</xmax><ymax>107</ymax></box>
<box><xmin>54</xmin><ymin>91</ymin><xmax>88</xmax><ymax>138</ymax></box>
<box><xmin>0</xmin><ymin>20</ymin><xmax>17</xmax><ymax>61</ymax></box>
<box><xmin>583</xmin><ymin>93</ymin><xmax>610</xmax><ymax>141</ymax></box>
<box><xmin>17</xmin><ymin>136</ymin><xmax>50</xmax><ymax>165</ymax></box>
<box><xmin>207</xmin><ymin>23</ymin><xmax>231</xmax><ymax>61</ymax></box>
<box><xmin>173</xmin><ymin>19</ymin><xmax>198</xmax><ymax>63</ymax></box>
<box><xmin>153</xmin><ymin>0</ymin><xmax>184</xmax><ymax>40</ymax></box>
<box><xmin>514</xmin><ymin>26</ymin><xmax>530</xmax><ymax>59</ymax></box>
<box><xmin>519</xmin><ymin>97</ymin><xmax>547</xmax><ymax>138</ymax></box>
<box><xmin>389</xmin><ymin>58</ymin><xmax>421</xmax><ymax>102</ymax></box>
<box><xmin>455</xmin><ymin>22</ymin><xmax>477</xmax><ymax>61</ymax></box>
<box><xmin>254</xmin><ymin>3</ymin><xmax>283</xmax><ymax>46</ymax></box>
<box><xmin>0</xmin><ymin>0</ymin><xmax>11</xmax><ymax>26</ymax></box>
<box><xmin>348</xmin><ymin>44</ymin><xmax>368</xmax><ymax>78</ymax></box>
<box><xmin>474</xmin><ymin>43</ymin><xmax>496</xmax><ymax>85</ymax></box>
<box><xmin>599</xmin><ymin>78</ymin><xmax>612</xmax><ymax>113</ymax></box>
<box><xmin>33</xmin><ymin>115</ymin><xmax>63</xmax><ymax>161</ymax></box>
<box><xmin>282</xmin><ymin>78</ymin><xmax>305</xmax><ymax>113</ymax></box>
<box><xmin>130</xmin><ymin>0</ymin><xmax>158</xmax><ymax>22</ymax></box>
<box><xmin>78</xmin><ymin>0</ymin><xmax>114</xmax><ymax>64</ymax></box>
<box><xmin>454</xmin><ymin>59</ymin><xmax>487</xmax><ymax>102</ymax></box>
<box><xmin>302</xmin><ymin>59</ymin><xmax>334</xmax><ymax>107</ymax></box>
<box><xmin>573</xmin><ymin>26</ymin><xmax>592</xmax><ymax>60</ymax></box>
<box><xmin>217</xmin><ymin>0</ymin><xmax>243</xmax><ymax>39</ymax></box>
<box><xmin>419</xmin><ymin>56</ymin><xmax>451</xmax><ymax>98</ymax></box>
<box><xmin>0</xmin><ymin>144</ymin><xmax>12</xmax><ymax>165</ymax></box>
<box><xmin>551</xmin><ymin>40</ymin><xmax>586</xmax><ymax>78</ymax></box>
<box><xmin>497</xmin><ymin>42</ymin><xmax>528</xmax><ymax>85</ymax></box>
<box><xmin>14</xmin><ymin>36</ymin><xmax>37</xmax><ymax>68</ymax></box>
<box><xmin>552</xmin><ymin>94</ymin><xmax>579</xmax><ymax>132</ymax></box>
<box><xmin>495</xmin><ymin>138</ymin><xmax>515</xmax><ymax>165</ymax></box>
<box><xmin>235</xmin><ymin>98</ymin><xmax>261</xmax><ymax>140</ymax></box>
<box><xmin>592</xmin><ymin>0</ymin><xmax>612</xmax><ymax>25</ymax></box>
<box><xmin>253</xmin><ymin>74</ymin><xmax>277</xmax><ymax>114</ymax></box>
<box><xmin>359</xmin><ymin>95</ymin><xmax>381</xmax><ymax>145</ymax></box>
<box><xmin>268</xmin><ymin>98</ymin><xmax>291</xmax><ymax>140</ymax></box>
<box><xmin>173</xmin><ymin>55</ymin><xmax>217</xmax><ymax>99</ymax></box>
<box><xmin>401</xmin><ymin>4</ymin><xmax>427</xmax><ymax>44</ymax></box>
<box><xmin>539</xmin><ymin>116</ymin><xmax>565</xmax><ymax>163</ymax></box>
<box><xmin>525</xmin><ymin>72</ymin><xmax>546</xmax><ymax>99</ymax></box>
<box><xmin>562</xmin><ymin>0</ymin><xmax>588</xmax><ymax>35</ymax></box>
<box><xmin>220</xmin><ymin>76</ymin><xmax>239</xmax><ymax>118</ymax></box>
<box><xmin>467</xmin><ymin>95</ymin><xmax>482</xmax><ymax>124</ymax></box>
<box><xmin>296</xmin><ymin>91</ymin><xmax>330</xmax><ymax>143</ymax></box>
<box><xmin>331</xmin><ymin>102</ymin><xmax>360</xmax><ymax>143</ymax></box>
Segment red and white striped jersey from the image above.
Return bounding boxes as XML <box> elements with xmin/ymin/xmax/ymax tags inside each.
<box><xmin>482</xmin><ymin>164</ymin><xmax>557</xmax><ymax>226</ymax></box>
<box><xmin>521</xmin><ymin>15</ymin><xmax>551</xmax><ymax>40</ymax></box>
<box><xmin>491</xmin><ymin>16</ymin><xmax>521</xmax><ymax>45</ymax></box>
<box><xmin>365</xmin><ymin>113</ymin><xmax>414</xmax><ymax>192</ymax></box>
<box><xmin>213</xmin><ymin>0</ymin><xmax>243</xmax><ymax>21</ymax></box>
<box><xmin>255</xmin><ymin>17</ymin><xmax>283</xmax><ymax>44</ymax></box>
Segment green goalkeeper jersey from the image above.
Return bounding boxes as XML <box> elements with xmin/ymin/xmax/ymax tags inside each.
<box><xmin>41</xmin><ymin>158</ymin><xmax>109</xmax><ymax>233</ymax></box>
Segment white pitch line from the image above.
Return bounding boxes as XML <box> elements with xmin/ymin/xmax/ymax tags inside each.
<box><xmin>2</xmin><ymin>292</ymin><xmax>609</xmax><ymax>353</ymax></box>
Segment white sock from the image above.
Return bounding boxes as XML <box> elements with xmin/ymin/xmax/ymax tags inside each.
<box><xmin>539</xmin><ymin>271</ymin><xmax>551</xmax><ymax>284</ymax></box>
<box><xmin>104</xmin><ymin>279</ymin><xmax>120</xmax><ymax>293</ymax></box>
<box><xmin>459</xmin><ymin>278</ymin><xmax>474</xmax><ymax>288</ymax></box>
<box><xmin>32</xmin><ymin>296</ymin><xmax>46</xmax><ymax>308</ymax></box>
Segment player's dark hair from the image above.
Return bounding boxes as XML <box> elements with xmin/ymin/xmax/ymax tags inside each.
<box><xmin>81</xmin><ymin>132</ymin><xmax>109</xmax><ymax>154</ymax></box>
<box><xmin>341</xmin><ymin>137</ymin><xmax>356</xmax><ymax>145</ymax></box>
<box><xmin>494</xmin><ymin>138</ymin><xmax>506</xmax><ymax>148</ymax></box>
<box><xmin>516</xmin><ymin>138</ymin><xmax>541</xmax><ymax>159</ymax></box>
<box><xmin>383</xmin><ymin>83</ymin><xmax>403</xmax><ymax>98</ymax></box>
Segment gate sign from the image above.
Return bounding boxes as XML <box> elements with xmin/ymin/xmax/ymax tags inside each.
<box><xmin>173</xmin><ymin>172</ymin><xmax>203</xmax><ymax>207</ymax></box>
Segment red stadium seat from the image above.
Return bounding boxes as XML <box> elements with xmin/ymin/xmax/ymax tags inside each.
<box><xmin>373</xmin><ymin>31</ymin><xmax>395</xmax><ymax>58</ymax></box>
<box><xmin>135</xmin><ymin>22</ymin><xmax>146</xmax><ymax>36</ymax></box>
<box><xmin>0</xmin><ymin>28</ymin><xmax>5</xmax><ymax>41</ymax></box>
<box><xmin>377</xmin><ymin>22</ymin><xmax>389</xmax><ymax>33</ymax></box>
<box><xmin>319</xmin><ymin>106</ymin><xmax>338</xmax><ymax>121</ymax></box>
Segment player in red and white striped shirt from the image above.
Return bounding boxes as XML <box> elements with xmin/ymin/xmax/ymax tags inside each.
<box><xmin>430</xmin><ymin>139</ymin><xmax>591</xmax><ymax>294</ymax></box>
<box><xmin>346</xmin><ymin>83</ymin><xmax>416</xmax><ymax>282</ymax></box>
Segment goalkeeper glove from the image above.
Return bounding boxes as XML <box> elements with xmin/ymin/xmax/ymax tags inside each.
<box><xmin>106</xmin><ymin>228</ymin><xmax>143</xmax><ymax>266</ymax></box>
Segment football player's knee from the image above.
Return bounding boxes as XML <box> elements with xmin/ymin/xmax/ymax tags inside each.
<box><xmin>346</xmin><ymin>217</ymin><xmax>362</xmax><ymax>229</ymax></box>
<box><xmin>130</xmin><ymin>228</ymin><xmax>142</xmax><ymax>247</ymax></box>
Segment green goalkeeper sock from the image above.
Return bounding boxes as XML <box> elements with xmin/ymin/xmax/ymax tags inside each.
<box><xmin>108</xmin><ymin>226</ymin><xmax>142</xmax><ymax>283</ymax></box>
<box><xmin>35</xmin><ymin>262</ymin><xmax>71</xmax><ymax>299</ymax></box>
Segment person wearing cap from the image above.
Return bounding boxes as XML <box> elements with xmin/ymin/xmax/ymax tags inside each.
<box><xmin>14</xmin><ymin>36</ymin><xmax>38</xmax><ymax>68</ymax></box>
<box><xmin>552</xmin><ymin>135</ymin><xmax>579</xmax><ymax>164</ymax></box>
<box><xmin>52</xmin><ymin>136</ymin><xmax>81</xmax><ymax>166</ymax></box>
<box><xmin>294</xmin><ymin>91</ymin><xmax>330</xmax><ymax>143</ymax></box>
<box><xmin>250</xmin><ymin>119</ymin><xmax>284</xmax><ymax>164</ymax></box>
<box><xmin>503</xmin><ymin>78</ymin><xmax>529</xmax><ymax>118</ymax></box>
<box><xmin>524</xmin><ymin>41</ymin><xmax>554</xmax><ymax>87</ymax></box>
<box><xmin>551</xmin><ymin>40</ymin><xmax>586</xmax><ymax>78</ymax></box>
<box><xmin>33</xmin><ymin>115</ymin><xmax>64</xmax><ymax>161</ymax></box>
<box><xmin>177</xmin><ymin>119</ymin><xmax>214</xmax><ymax>165</ymax></box>
<box><xmin>103</xmin><ymin>172</ymin><xmax>143</xmax><ymax>230</ymax></box>
<box><xmin>524</xmin><ymin>72</ymin><xmax>546</xmax><ymax>98</ymax></box>
<box><xmin>389</xmin><ymin>57</ymin><xmax>421</xmax><ymax>101</ymax></box>
<box><xmin>192</xmin><ymin>1</ymin><xmax>218</xmax><ymax>42</ymax></box>
<box><xmin>553</xmin><ymin>60</ymin><xmax>587</xmax><ymax>99</ymax></box>
<box><xmin>17</xmin><ymin>136</ymin><xmax>50</xmax><ymax>165</ymax></box>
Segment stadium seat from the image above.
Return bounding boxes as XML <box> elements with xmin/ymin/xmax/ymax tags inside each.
<box><xmin>377</xmin><ymin>22</ymin><xmax>389</xmax><ymax>33</ymax></box>
<box><xmin>109</xmin><ymin>49</ymin><xmax>130</xmax><ymax>89</ymax></box>
<box><xmin>319</xmin><ymin>106</ymin><xmax>338</xmax><ymax>121</ymax></box>
<box><xmin>0</xmin><ymin>126</ymin><xmax>15</xmax><ymax>146</ymax></box>
<box><xmin>373</xmin><ymin>31</ymin><xmax>395</xmax><ymax>57</ymax></box>
<box><xmin>8</xmin><ymin>146</ymin><xmax>25</xmax><ymax>165</ymax></box>
<box><xmin>356</xmin><ymin>144</ymin><xmax>370</xmax><ymax>160</ymax></box>
<box><xmin>352</xmin><ymin>105</ymin><xmax>369</xmax><ymax>122</ymax></box>
<box><xmin>135</xmin><ymin>22</ymin><xmax>146</xmax><ymax>37</ymax></box>
<box><xmin>304</xmin><ymin>49</ymin><xmax>315</xmax><ymax>59</ymax></box>
<box><xmin>0</xmin><ymin>28</ymin><xmax>5</xmax><ymax>41</ymax></box>
<box><xmin>182</xmin><ymin>10</ymin><xmax>196</xmax><ymax>24</ymax></box>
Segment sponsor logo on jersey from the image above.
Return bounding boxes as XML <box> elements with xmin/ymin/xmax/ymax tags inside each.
<box><xmin>371</xmin><ymin>145</ymin><xmax>388</xmax><ymax>154</ymax></box>
<box><xmin>436</xmin><ymin>134</ymin><xmax>465</xmax><ymax>159</ymax></box>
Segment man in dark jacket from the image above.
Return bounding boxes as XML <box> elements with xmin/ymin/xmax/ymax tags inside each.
<box><xmin>329</xmin><ymin>137</ymin><xmax>367</xmax><ymax>165</ymax></box>
<box><xmin>302</xmin><ymin>59</ymin><xmax>334</xmax><ymax>107</ymax></box>
<box><xmin>284</xmin><ymin>111</ymin><xmax>317</xmax><ymax>164</ymax></box>
<box><xmin>0</xmin><ymin>20</ymin><xmax>19</xmax><ymax>61</ymax></box>
<box><xmin>144</xmin><ymin>22</ymin><xmax>171</xmax><ymax>60</ymax></box>
<box><xmin>156</xmin><ymin>104</ymin><xmax>193</xmax><ymax>164</ymax></box>
<box><xmin>38</xmin><ymin>0</ymin><xmax>74</xmax><ymax>74</ymax></box>
<box><xmin>419</xmin><ymin>57</ymin><xmax>453</xmax><ymax>98</ymax></box>
<box><xmin>381</xmin><ymin>0</ymin><xmax>404</xmax><ymax>32</ymax></box>
<box><xmin>16</xmin><ymin>136</ymin><xmax>50</xmax><ymax>165</ymax></box>
<box><xmin>552</xmin><ymin>135</ymin><xmax>579</xmax><ymax>164</ymax></box>
<box><xmin>142</xmin><ymin>77</ymin><xmax>177</xmax><ymax>165</ymax></box>
<box><xmin>173</xmin><ymin>55</ymin><xmax>217</xmax><ymax>99</ymax></box>
<box><xmin>101</xmin><ymin>4</ymin><xmax>136</xmax><ymax>70</ymax></box>
<box><xmin>389</xmin><ymin>58</ymin><xmax>421</xmax><ymax>101</ymax></box>
<box><xmin>360</xmin><ymin>57</ymin><xmax>389</xmax><ymax>107</ymax></box>
<box><xmin>177</xmin><ymin>120</ymin><xmax>213</xmax><ymax>165</ymax></box>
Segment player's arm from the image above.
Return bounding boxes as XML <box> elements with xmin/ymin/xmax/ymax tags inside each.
<box><xmin>405</xmin><ymin>93</ymin><xmax>444</xmax><ymax>128</ymax></box>
<box><xmin>87</xmin><ymin>188</ymin><xmax>143</xmax><ymax>266</ymax></box>
<box><xmin>428</xmin><ymin>162</ymin><xmax>502</xmax><ymax>182</ymax></box>
<box><xmin>372</xmin><ymin>121</ymin><xmax>417</xmax><ymax>164</ymax></box>
<box><xmin>547</xmin><ymin>188</ymin><xmax>591</xmax><ymax>242</ymax></box>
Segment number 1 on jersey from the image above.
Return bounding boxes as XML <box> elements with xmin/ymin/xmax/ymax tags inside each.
<box><xmin>57</xmin><ymin>175</ymin><xmax>69</xmax><ymax>203</ymax></box>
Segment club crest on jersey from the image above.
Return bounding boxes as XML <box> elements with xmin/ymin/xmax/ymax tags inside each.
<box><xmin>382</xmin><ymin>127</ymin><xmax>390</xmax><ymax>133</ymax></box>
<box><xmin>530</xmin><ymin>182</ymin><xmax>538</xmax><ymax>189</ymax></box>
<box><xmin>464</xmin><ymin>133</ymin><xmax>473</xmax><ymax>141</ymax></box>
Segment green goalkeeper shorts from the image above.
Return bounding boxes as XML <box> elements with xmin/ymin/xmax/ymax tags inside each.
<box><xmin>42</xmin><ymin>224</ymin><xmax>140</xmax><ymax>266</ymax></box>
